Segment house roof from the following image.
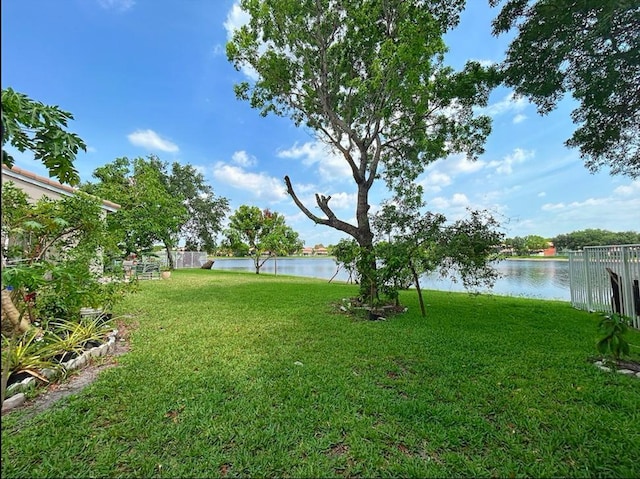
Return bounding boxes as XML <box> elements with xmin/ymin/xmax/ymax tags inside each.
<box><xmin>1</xmin><ymin>164</ymin><xmax>120</xmax><ymax>212</ymax></box>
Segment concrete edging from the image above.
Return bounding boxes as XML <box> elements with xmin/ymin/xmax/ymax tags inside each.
<box><xmin>2</xmin><ymin>329</ymin><xmax>118</xmax><ymax>413</ymax></box>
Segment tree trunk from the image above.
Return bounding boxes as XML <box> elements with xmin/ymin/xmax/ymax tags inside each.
<box><xmin>284</xmin><ymin>173</ymin><xmax>379</xmax><ymax>301</ymax></box>
<box><xmin>357</xmin><ymin>243</ymin><xmax>378</xmax><ymax>303</ymax></box>
<box><xmin>1</xmin><ymin>289</ymin><xmax>31</xmax><ymax>334</ymax></box>
<box><xmin>163</xmin><ymin>241</ymin><xmax>175</xmax><ymax>270</ymax></box>
<box><xmin>410</xmin><ymin>261</ymin><xmax>427</xmax><ymax>317</ymax></box>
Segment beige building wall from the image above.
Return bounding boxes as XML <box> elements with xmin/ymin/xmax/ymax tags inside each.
<box><xmin>1</xmin><ymin>165</ymin><xmax>119</xmax><ymax>211</ymax></box>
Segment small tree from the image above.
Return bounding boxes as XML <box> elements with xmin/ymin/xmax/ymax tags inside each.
<box><xmin>332</xmin><ymin>239</ymin><xmax>360</xmax><ymax>284</ymax></box>
<box><xmin>226</xmin><ymin>206</ymin><xmax>303</xmax><ymax>274</ymax></box>
<box><xmin>366</xmin><ymin>192</ymin><xmax>503</xmax><ymax>316</ymax></box>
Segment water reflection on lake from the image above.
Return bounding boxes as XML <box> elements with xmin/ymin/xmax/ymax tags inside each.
<box><xmin>212</xmin><ymin>257</ymin><xmax>570</xmax><ymax>301</ymax></box>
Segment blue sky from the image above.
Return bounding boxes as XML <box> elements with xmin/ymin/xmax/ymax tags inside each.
<box><xmin>2</xmin><ymin>0</ymin><xmax>638</xmax><ymax>248</ymax></box>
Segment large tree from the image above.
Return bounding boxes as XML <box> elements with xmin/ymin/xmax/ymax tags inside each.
<box><xmin>83</xmin><ymin>156</ymin><xmax>188</xmax><ymax>266</ymax></box>
<box><xmin>84</xmin><ymin>156</ymin><xmax>229</xmax><ymax>266</ymax></box>
<box><xmin>1</xmin><ymin>87</ymin><xmax>86</xmax><ymax>186</ymax></box>
<box><xmin>163</xmin><ymin>162</ymin><xmax>230</xmax><ymax>254</ymax></box>
<box><xmin>225</xmin><ymin>205</ymin><xmax>303</xmax><ymax>274</ymax></box>
<box><xmin>491</xmin><ymin>0</ymin><xmax>639</xmax><ymax>178</ymax></box>
<box><xmin>227</xmin><ymin>0</ymin><xmax>499</xmax><ymax>298</ymax></box>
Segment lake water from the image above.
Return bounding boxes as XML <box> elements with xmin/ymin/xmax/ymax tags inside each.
<box><xmin>212</xmin><ymin>257</ymin><xmax>570</xmax><ymax>301</ymax></box>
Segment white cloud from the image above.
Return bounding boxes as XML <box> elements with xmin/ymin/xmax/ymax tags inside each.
<box><xmin>483</xmin><ymin>92</ymin><xmax>528</xmax><ymax>118</ymax></box>
<box><xmin>541</xmin><ymin>202</ymin><xmax>566</xmax><ymax>211</ymax></box>
<box><xmin>212</xmin><ymin>162</ymin><xmax>287</xmax><ymax>202</ymax></box>
<box><xmin>278</xmin><ymin>141</ymin><xmax>325</xmax><ymax>165</ymax></box>
<box><xmin>446</xmin><ymin>154</ymin><xmax>486</xmax><ymax>175</ymax></box>
<box><xmin>223</xmin><ymin>2</ymin><xmax>250</xmax><ymax>39</ymax></box>
<box><xmin>278</xmin><ymin>140</ymin><xmax>351</xmax><ymax>182</ymax></box>
<box><xmin>324</xmin><ymin>192</ymin><xmax>357</xmax><ymax>210</ymax></box>
<box><xmin>292</xmin><ymin>182</ymin><xmax>319</xmax><ymax>194</ymax></box>
<box><xmin>613</xmin><ymin>180</ymin><xmax>640</xmax><ymax>197</ymax></box>
<box><xmin>537</xmin><ymin>191</ymin><xmax>546</xmax><ymax>197</ymax></box>
<box><xmin>417</xmin><ymin>153</ymin><xmax>485</xmax><ymax>193</ymax></box>
<box><xmin>127</xmin><ymin>129</ymin><xmax>179</xmax><ymax>153</ymax></box>
<box><xmin>232</xmin><ymin>150</ymin><xmax>257</xmax><ymax>167</ymax></box>
<box><xmin>538</xmin><ymin>180</ymin><xmax>640</xmax><ymax>233</ymax></box>
<box><xmin>488</xmin><ymin>148</ymin><xmax>534</xmax><ymax>175</ymax></box>
<box><xmin>429</xmin><ymin>196</ymin><xmax>455</xmax><ymax>210</ymax></box>
<box><xmin>513</xmin><ymin>114</ymin><xmax>527</xmax><ymax>124</ymax></box>
<box><xmin>451</xmin><ymin>193</ymin><xmax>470</xmax><ymax>206</ymax></box>
<box><xmin>98</xmin><ymin>0</ymin><xmax>135</xmax><ymax>11</ymax></box>
<box><xmin>418</xmin><ymin>170</ymin><xmax>452</xmax><ymax>194</ymax></box>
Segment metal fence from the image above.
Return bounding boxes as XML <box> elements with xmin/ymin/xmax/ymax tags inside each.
<box><xmin>568</xmin><ymin>245</ymin><xmax>640</xmax><ymax>329</ymax></box>
<box><xmin>165</xmin><ymin>251</ymin><xmax>208</xmax><ymax>269</ymax></box>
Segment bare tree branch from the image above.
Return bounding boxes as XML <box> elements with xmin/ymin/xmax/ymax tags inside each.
<box><xmin>284</xmin><ymin>176</ymin><xmax>359</xmax><ymax>238</ymax></box>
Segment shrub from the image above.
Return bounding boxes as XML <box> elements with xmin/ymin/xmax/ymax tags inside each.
<box><xmin>596</xmin><ymin>313</ymin><xmax>631</xmax><ymax>360</ymax></box>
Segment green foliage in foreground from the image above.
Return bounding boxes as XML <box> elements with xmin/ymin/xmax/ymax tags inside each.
<box><xmin>2</xmin><ymin>87</ymin><xmax>86</xmax><ymax>186</ymax></box>
<box><xmin>2</xmin><ymin>270</ymin><xmax>639</xmax><ymax>478</ymax></box>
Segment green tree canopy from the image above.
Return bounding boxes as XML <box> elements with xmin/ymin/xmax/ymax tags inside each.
<box><xmin>84</xmin><ymin>156</ymin><xmax>229</xmax><ymax>263</ymax></box>
<box><xmin>163</xmin><ymin>162</ymin><xmax>229</xmax><ymax>254</ymax></box>
<box><xmin>227</xmin><ymin>0</ymin><xmax>499</xmax><ymax>300</ymax></box>
<box><xmin>524</xmin><ymin>235</ymin><xmax>549</xmax><ymax>252</ymax></box>
<box><xmin>225</xmin><ymin>205</ymin><xmax>303</xmax><ymax>274</ymax></box>
<box><xmin>491</xmin><ymin>0</ymin><xmax>639</xmax><ymax>178</ymax></box>
<box><xmin>552</xmin><ymin>229</ymin><xmax>640</xmax><ymax>251</ymax></box>
<box><xmin>82</xmin><ymin>156</ymin><xmax>188</xmax><ymax>265</ymax></box>
<box><xmin>1</xmin><ymin>181</ymin><xmax>117</xmax><ymax>331</ymax></box>
<box><xmin>1</xmin><ymin>87</ymin><xmax>86</xmax><ymax>186</ymax></box>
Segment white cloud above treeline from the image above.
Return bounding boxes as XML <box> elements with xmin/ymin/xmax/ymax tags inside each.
<box><xmin>212</xmin><ymin>162</ymin><xmax>287</xmax><ymax>202</ymax></box>
<box><xmin>127</xmin><ymin>129</ymin><xmax>179</xmax><ymax>153</ymax></box>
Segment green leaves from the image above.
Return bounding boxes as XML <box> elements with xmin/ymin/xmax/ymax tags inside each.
<box><xmin>1</xmin><ymin>87</ymin><xmax>85</xmax><ymax>186</ymax></box>
<box><xmin>597</xmin><ymin>313</ymin><xmax>631</xmax><ymax>360</ymax></box>
<box><xmin>83</xmin><ymin>156</ymin><xmax>229</xmax><ymax>257</ymax></box>
<box><xmin>226</xmin><ymin>205</ymin><xmax>303</xmax><ymax>273</ymax></box>
<box><xmin>227</xmin><ymin>1</ymin><xmax>500</xmax><ymax>300</ymax></box>
<box><xmin>491</xmin><ymin>0</ymin><xmax>640</xmax><ymax>178</ymax></box>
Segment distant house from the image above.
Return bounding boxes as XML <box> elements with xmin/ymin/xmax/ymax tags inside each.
<box><xmin>301</xmin><ymin>245</ymin><xmax>329</xmax><ymax>256</ymax></box>
<box><xmin>543</xmin><ymin>243</ymin><xmax>557</xmax><ymax>256</ymax></box>
<box><xmin>499</xmin><ymin>246</ymin><xmax>515</xmax><ymax>256</ymax></box>
<box><xmin>531</xmin><ymin>243</ymin><xmax>557</xmax><ymax>256</ymax></box>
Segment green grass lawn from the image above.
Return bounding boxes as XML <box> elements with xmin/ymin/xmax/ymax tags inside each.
<box><xmin>2</xmin><ymin>269</ymin><xmax>639</xmax><ymax>478</ymax></box>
